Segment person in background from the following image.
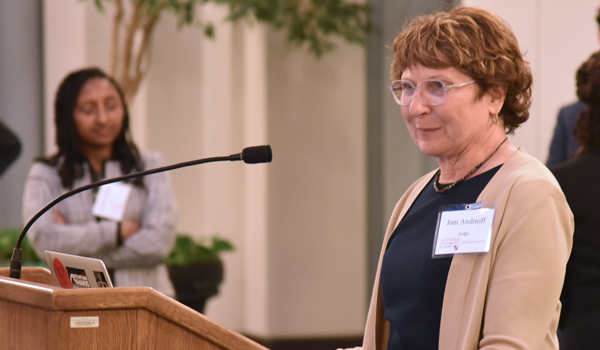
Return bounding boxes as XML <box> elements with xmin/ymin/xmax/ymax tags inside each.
<box><xmin>546</xmin><ymin>101</ymin><xmax>586</xmax><ymax>167</ymax></box>
<box><xmin>546</xmin><ymin>8</ymin><xmax>600</xmax><ymax>167</ymax></box>
<box><xmin>22</xmin><ymin>68</ymin><xmax>177</xmax><ymax>296</ymax></box>
<box><xmin>0</xmin><ymin>121</ymin><xmax>21</xmax><ymax>177</ymax></box>
<box><xmin>341</xmin><ymin>7</ymin><xmax>573</xmax><ymax>350</ymax></box>
<box><xmin>551</xmin><ymin>50</ymin><xmax>600</xmax><ymax>350</ymax></box>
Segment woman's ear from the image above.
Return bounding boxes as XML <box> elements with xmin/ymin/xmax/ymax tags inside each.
<box><xmin>488</xmin><ymin>86</ymin><xmax>507</xmax><ymax>115</ymax></box>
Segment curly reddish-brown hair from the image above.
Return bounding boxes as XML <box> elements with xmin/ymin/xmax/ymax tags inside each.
<box><xmin>573</xmin><ymin>51</ymin><xmax>600</xmax><ymax>155</ymax></box>
<box><xmin>391</xmin><ymin>6</ymin><xmax>533</xmax><ymax>134</ymax></box>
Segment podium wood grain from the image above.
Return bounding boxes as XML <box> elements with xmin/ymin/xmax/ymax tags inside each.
<box><xmin>0</xmin><ymin>267</ymin><xmax>268</xmax><ymax>350</ymax></box>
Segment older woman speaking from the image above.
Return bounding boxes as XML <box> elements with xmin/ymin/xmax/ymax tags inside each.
<box><xmin>348</xmin><ymin>6</ymin><xmax>574</xmax><ymax>350</ymax></box>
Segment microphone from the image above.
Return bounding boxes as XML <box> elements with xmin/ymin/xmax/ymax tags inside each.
<box><xmin>230</xmin><ymin>144</ymin><xmax>273</xmax><ymax>164</ymax></box>
<box><xmin>9</xmin><ymin>145</ymin><xmax>272</xmax><ymax>279</ymax></box>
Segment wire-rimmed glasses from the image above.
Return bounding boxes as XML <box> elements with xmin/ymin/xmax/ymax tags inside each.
<box><xmin>389</xmin><ymin>79</ymin><xmax>476</xmax><ymax>106</ymax></box>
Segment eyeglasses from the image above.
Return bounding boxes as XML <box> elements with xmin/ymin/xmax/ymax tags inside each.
<box><xmin>388</xmin><ymin>79</ymin><xmax>476</xmax><ymax>106</ymax></box>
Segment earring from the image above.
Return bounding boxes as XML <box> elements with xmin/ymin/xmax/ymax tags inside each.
<box><xmin>491</xmin><ymin>113</ymin><xmax>499</xmax><ymax>124</ymax></box>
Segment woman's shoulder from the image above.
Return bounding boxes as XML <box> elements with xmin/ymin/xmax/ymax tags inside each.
<box><xmin>28</xmin><ymin>159</ymin><xmax>60</xmax><ymax>177</ymax></box>
<box><xmin>392</xmin><ymin>169</ymin><xmax>437</xmax><ymax>209</ymax></box>
<box><xmin>486</xmin><ymin>149</ymin><xmax>566</xmax><ymax>202</ymax></box>
<box><xmin>139</xmin><ymin>151</ymin><xmax>167</xmax><ymax>169</ymax></box>
<box><xmin>25</xmin><ymin>159</ymin><xmax>64</xmax><ymax>189</ymax></box>
<box><xmin>503</xmin><ymin>149</ymin><xmax>556</xmax><ymax>181</ymax></box>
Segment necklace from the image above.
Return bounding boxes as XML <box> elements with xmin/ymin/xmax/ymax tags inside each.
<box><xmin>434</xmin><ymin>137</ymin><xmax>508</xmax><ymax>193</ymax></box>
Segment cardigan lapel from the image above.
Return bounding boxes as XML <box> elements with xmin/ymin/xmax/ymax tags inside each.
<box><xmin>439</xmin><ymin>149</ymin><xmax>536</xmax><ymax>350</ymax></box>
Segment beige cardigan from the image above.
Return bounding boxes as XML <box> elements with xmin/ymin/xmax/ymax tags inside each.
<box><xmin>355</xmin><ymin>149</ymin><xmax>573</xmax><ymax>350</ymax></box>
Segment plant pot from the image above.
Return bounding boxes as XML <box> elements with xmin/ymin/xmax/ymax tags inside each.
<box><xmin>167</xmin><ymin>258</ymin><xmax>223</xmax><ymax>313</ymax></box>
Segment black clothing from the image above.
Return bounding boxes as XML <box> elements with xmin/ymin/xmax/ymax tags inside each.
<box><xmin>551</xmin><ymin>150</ymin><xmax>600</xmax><ymax>350</ymax></box>
<box><xmin>380</xmin><ymin>165</ymin><xmax>500</xmax><ymax>350</ymax></box>
<box><xmin>0</xmin><ymin>121</ymin><xmax>21</xmax><ymax>176</ymax></box>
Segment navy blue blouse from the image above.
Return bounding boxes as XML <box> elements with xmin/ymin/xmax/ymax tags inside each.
<box><xmin>380</xmin><ymin>165</ymin><xmax>500</xmax><ymax>350</ymax></box>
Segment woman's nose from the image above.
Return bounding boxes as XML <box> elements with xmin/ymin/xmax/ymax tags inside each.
<box><xmin>96</xmin><ymin>107</ymin><xmax>109</xmax><ymax>123</ymax></box>
<box><xmin>409</xmin><ymin>90</ymin><xmax>429</xmax><ymax>115</ymax></box>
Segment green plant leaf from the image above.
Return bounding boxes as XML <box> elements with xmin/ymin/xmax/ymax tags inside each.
<box><xmin>93</xmin><ymin>0</ymin><xmax>105</xmax><ymax>13</ymax></box>
<box><xmin>204</xmin><ymin>23</ymin><xmax>215</xmax><ymax>38</ymax></box>
<box><xmin>166</xmin><ymin>233</ymin><xmax>234</xmax><ymax>266</ymax></box>
<box><xmin>0</xmin><ymin>228</ymin><xmax>43</xmax><ymax>265</ymax></box>
<box><xmin>211</xmin><ymin>236</ymin><xmax>234</xmax><ymax>254</ymax></box>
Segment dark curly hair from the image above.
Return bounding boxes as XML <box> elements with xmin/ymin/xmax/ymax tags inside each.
<box><xmin>573</xmin><ymin>51</ymin><xmax>600</xmax><ymax>155</ymax></box>
<box><xmin>40</xmin><ymin>67</ymin><xmax>143</xmax><ymax>189</ymax></box>
<box><xmin>391</xmin><ymin>6</ymin><xmax>533</xmax><ymax>134</ymax></box>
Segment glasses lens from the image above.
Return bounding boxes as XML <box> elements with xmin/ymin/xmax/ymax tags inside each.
<box><xmin>390</xmin><ymin>80</ymin><xmax>414</xmax><ymax>105</ymax></box>
<box><xmin>423</xmin><ymin>80</ymin><xmax>446</xmax><ymax>105</ymax></box>
<box><xmin>390</xmin><ymin>79</ymin><xmax>453</xmax><ymax>106</ymax></box>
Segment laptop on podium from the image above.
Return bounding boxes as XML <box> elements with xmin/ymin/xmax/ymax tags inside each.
<box><xmin>44</xmin><ymin>251</ymin><xmax>113</xmax><ymax>289</ymax></box>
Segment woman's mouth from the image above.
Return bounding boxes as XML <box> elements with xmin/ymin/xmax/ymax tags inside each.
<box><xmin>417</xmin><ymin>126</ymin><xmax>440</xmax><ymax>135</ymax></box>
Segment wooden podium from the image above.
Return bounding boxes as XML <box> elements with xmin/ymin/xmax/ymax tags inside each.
<box><xmin>0</xmin><ymin>267</ymin><xmax>268</xmax><ymax>350</ymax></box>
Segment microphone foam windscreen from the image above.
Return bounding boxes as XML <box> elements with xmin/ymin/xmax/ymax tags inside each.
<box><xmin>242</xmin><ymin>145</ymin><xmax>273</xmax><ymax>164</ymax></box>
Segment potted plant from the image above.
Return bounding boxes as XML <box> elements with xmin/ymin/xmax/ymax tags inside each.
<box><xmin>0</xmin><ymin>228</ymin><xmax>44</xmax><ymax>267</ymax></box>
<box><xmin>166</xmin><ymin>233</ymin><xmax>234</xmax><ymax>313</ymax></box>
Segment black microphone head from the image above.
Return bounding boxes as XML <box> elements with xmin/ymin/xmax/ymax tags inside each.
<box><xmin>242</xmin><ymin>145</ymin><xmax>273</xmax><ymax>164</ymax></box>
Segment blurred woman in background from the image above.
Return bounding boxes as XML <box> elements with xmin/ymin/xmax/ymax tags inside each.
<box><xmin>22</xmin><ymin>68</ymin><xmax>177</xmax><ymax>296</ymax></box>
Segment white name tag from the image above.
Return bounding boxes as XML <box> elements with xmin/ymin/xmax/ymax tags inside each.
<box><xmin>433</xmin><ymin>202</ymin><xmax>494</xmax><ymax>257</ymax></box>
<box><xmin>91</xmin><ymin>182</ymin><xmax>132</xmax><ymax>221</ymax></box>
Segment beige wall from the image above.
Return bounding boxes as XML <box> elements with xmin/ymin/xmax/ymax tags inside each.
<box><xmin>43</xmin><ymin>0</ymin><xmax>367</xmax><ymax>338</ymax></box>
